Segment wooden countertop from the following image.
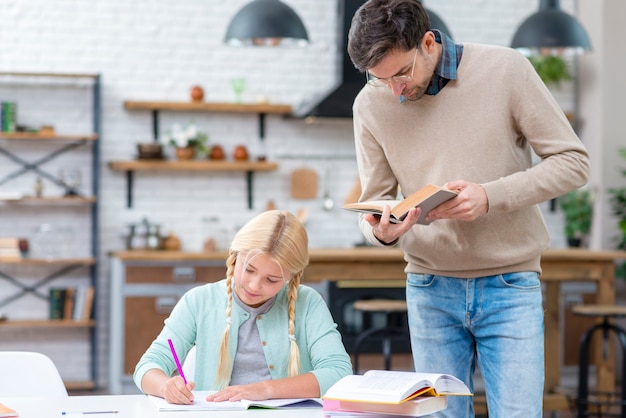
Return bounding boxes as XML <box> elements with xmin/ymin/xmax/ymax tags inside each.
<box><xmin>111</xmin><ymin>247</ymin><xmax>626</xmax><ymax>262</ymax></box>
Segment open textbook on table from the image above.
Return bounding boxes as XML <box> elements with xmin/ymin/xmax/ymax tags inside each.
<box><xmin>324</xmin><ymin>370</ymin><xmax>472</xmax><ymax>403</ymax></box>
<box><xmin>148</xmin><ymin>391</ymin><xmax>322</xmax><ymax>412</ymax></box>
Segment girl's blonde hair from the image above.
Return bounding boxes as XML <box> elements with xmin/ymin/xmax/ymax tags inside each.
<box><xmin>215</xmin><ymin>210</ymin><xmax>309</xmax><ymax>389</ymax></box>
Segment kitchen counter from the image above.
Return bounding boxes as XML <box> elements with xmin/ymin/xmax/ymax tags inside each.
<box><xmin>109</xmin><ymin>247</ymin><xmax>626</xmax><ymax>411</ymax></box>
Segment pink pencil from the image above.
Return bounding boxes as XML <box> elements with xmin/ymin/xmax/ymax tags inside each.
<box><xmin>167</xmin><ymin>338</ymin><xmax>187</xmax><ymax>384</ymax></box>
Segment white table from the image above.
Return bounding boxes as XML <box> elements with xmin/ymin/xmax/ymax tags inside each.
<box><xmin>0</xmin><ymin>395</ymin><xmax>330</xmax><ymax>418</ymax></box>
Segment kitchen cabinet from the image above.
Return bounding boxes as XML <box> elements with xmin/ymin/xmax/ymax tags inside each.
<box><xmin>110</xmin><ymin>100</ymin><xmax>290</xmax><ymax>209</ymax></box>
<box><xmin>108</xmin><ymin>251</ymin><xmax>227</xmax><ymax>394</ymax></box>
<box><xmin>0</xmin><ymin>71</ymin><xmax>101</xmax><ymax>391</ymax></box>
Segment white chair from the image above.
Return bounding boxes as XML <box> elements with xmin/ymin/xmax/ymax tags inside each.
<box><xmin>181</xmin><ymin>345</ymin><xmax>196</xmax><ymax>381</ymax></box>
<box><xmin>0</xmin><ymin>351</ymin><xmax>68</xmax><ymax>396</ymax></box>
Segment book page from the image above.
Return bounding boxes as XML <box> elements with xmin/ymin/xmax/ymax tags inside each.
<box><xmin>324</xmin><ymin>373</ymin><xmax>427</xmax><ymax>404</ymax></box>
<box><xmin>148</xmin><ymin>391</ymin><xmax>322</xmax><ymax>411</ymax></box>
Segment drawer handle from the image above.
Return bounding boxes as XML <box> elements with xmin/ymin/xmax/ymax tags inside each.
<box><xmin>172</xmin><ymin>266</ymin><xmax>195</xmax><ymax>282</ymax></box>
<box><xmin>155</xmin><ymin>297</ymin><xmax>178</xmax><ymax>314</ymax></box>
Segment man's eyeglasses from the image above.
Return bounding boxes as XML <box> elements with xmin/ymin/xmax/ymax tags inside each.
<box><xmin>366</xmin><ymin>48</ymin><xmax>418</xmax><ymax>87</ymax></box>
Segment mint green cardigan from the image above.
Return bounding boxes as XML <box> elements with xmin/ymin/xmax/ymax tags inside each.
<box><xmin>134</xmin><ymin>279</ymin><xmax>352</xmax><ymax>395</ymax></box>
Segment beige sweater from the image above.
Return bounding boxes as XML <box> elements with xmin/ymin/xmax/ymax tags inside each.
<box><xmin>352</xmin><ymin>43</ymin><xmax>590</xmax><ymax>278</ymax></box>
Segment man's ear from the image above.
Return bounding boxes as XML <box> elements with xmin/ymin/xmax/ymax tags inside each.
<box><xmin>421</xmin><ymin>31</ymin><xmax>437</xmax><ymax>53</ymax></box>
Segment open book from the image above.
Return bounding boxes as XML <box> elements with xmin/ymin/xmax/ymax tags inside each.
<box><xmin>148</xmin><ymin>391</ymin><xmax>322</xmax><ymax>412</ymax></box>
<box><xmin>323</xmin><ymin>395</ymin><xmax>447</xmax><ymax>416</ymax></box>
<box><xmin>342</xmin><ymin>183</ymin><xmax>457</xmax><ymax>225</ymax></box>
<box><xmin>323</xmin><ymin>370</ymin><xmax>472</xmax><ymax>405</ymax></box>
<box><xmin>0</xmin><ymin>403</ymin><xmax>18</xmax><ymax>418</ymax></box>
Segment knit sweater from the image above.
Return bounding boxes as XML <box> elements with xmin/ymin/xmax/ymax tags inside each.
<box><xmin>353</xmin><ymin>43</ymin><xmax>590</xmax><ymax>278</ymax></box>
<box><xmin>133</xmin><ymin>280</ymin><xmax>352</xmax><ymax>395</ymax></box>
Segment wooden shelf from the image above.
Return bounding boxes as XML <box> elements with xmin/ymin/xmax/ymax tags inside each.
<box><xmin>0</xmin><ymin>132</ymin><xmax>98</xmax><ymax>141</ymax></box>
<box><xmin>0</xmin><ymin>71</ymin><xmax>99</xmax><ymax>79</ymax></box>
<box><xmin>0</xmin><ymin>196</ymin><xmax>97</xmax><ymax>204</ymax></box>
<box><xmin>108</xmin><ymin>160</ymin><xmax>278</xmax><ymax>172</ymax></box>
<box><xmin>108</xmin><ymin>160</ymin><xmax>278</xmax><ymax>208</ymax></box>
<box><xmin>0</xmin><ymin>319</ymin><xmax>95</xmax><ymax>328</ymax></box>
<box><xmin>66</xmin><ymin>380</ymin><xmax>97</xmax><ymax>391</ymax></box>
<box><xmin>0</xmin><ymin>257</ymin><xmax>96</xmax><ymax>265</ymax></box>
<box><xmin>124</xmin><ymin>100</ymin><xmax>292</xmax><ymax>115</ymax></box>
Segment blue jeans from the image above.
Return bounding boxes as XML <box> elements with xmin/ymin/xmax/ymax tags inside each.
<box><xmin>406</xmin><ymin>272</ymin><xmax>544</xmax><ymax>418</ymax></box>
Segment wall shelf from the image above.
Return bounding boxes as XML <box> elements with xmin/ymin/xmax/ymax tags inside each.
<box><xmin>0</xmin><ymin>71</ymin><xmax>101</xmax><ymax>391</ymax></box>
<box><xmin>119</xmin><ymin>100</ymin><xmax>289</xmax><ymax>209</ymax></box>
<box><xmin>0</xmin><ymin>133</ymin><xmax>98</xmax><ymax>141</ymax></box>
<box><xmin>0</xmin><ymin>319</ymin><xmax>95</xmax><ymax>328</ymax></box>
<box><xmin>108</xmin><ymin>160</ymin><xmax>278</xmax><ymax>209</ymax></box>
<box><xmin>0</xmin><ymin>196</ymin><xmax>97</xmax><ymax>204</ymax></box>
<box><xmin>123</xmin><ymin>100</ymin><xmax>292</xmax><ymax>141</ymax></box>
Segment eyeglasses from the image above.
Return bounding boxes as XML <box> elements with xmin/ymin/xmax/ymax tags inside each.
<box><xmin>366</xmin><ymin>48</ymin><xmax>418</xmax><ymax>87</ymax></box>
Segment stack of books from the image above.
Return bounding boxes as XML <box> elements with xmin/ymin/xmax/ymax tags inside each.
<box><xmin>322</xmin><ymin>370</ymin><xmax>472</xmax><ymax>416</ymax></box>
<box><xmin>0</xmin><ymin>237</ymin><xmax>22</xmax><ymax>261</ymax></box>
<box><xmin>49</xmin><ymin>285</ymin><xmax>95</xmax><ymax>321</ymax></box>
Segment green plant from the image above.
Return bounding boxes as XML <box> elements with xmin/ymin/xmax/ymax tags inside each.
<box><xmin>528</xmin><ymin>55</ymin><xmax>571</xmax><ymax>87</ymax></box>
<box><xmin>559</xmin><ymin>188</ymin><xmax>593</xmax><ymax>242</ymax></box>
<box><xmin>165</xmin><ymin>122</ymin><xmax>208</xmax><ymax>154</ymax></box>
<box><xmin>608</xmin><ymin>148</ymin><xmax>626</xmax><ymax>250</ymax></box>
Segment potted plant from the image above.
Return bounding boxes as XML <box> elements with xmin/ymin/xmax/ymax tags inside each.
<box><xmin>608</xmin><ymin>148</ymin><xmax>626</xmax><ymax>277</ymax></box>
<box><xmin>559</xmin><ymin>188</ymin><xmax>593</xmax><ymax>247</ymax></box>
<box><xmin>528</xmin><ymin>55</ymin><xmax>571</xmax><ymax>87</ymax></box>
<box><xmin>165</xmin><ymin>122</ymin><xmax>208</xmax><ymax>160</ymax></box>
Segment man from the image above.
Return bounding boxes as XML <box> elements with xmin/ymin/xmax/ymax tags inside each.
<box><xmin>347</xmin><ymin>1</ymin><xmax>590</xmax><ymax>416</ymax></box>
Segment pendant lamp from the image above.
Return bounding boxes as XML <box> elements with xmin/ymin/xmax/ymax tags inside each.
<box><xmin>511</xmin><ymin>0</ymin><xmax>591</xmax><ymax>56</ymax></box>
<box><xmin>426</xmin><ymin>8</ymin><xmax>453</xmax><ymax>40</ymax></box>
<box><xmin>224</xmin><ymin>0</ymin><xmax>309</xmax><ymax>47</ymax></box>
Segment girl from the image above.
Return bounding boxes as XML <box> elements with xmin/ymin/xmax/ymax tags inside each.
<box><xmin>134</xmin><ymin>210</ymin><xmax>352</xmax><ymax>404</ymax></box>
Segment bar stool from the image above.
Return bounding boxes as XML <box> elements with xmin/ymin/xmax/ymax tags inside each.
<box><xmin>351</xmin><ymin>299</ymin><xmax>409</xmax><ymax>374</ymax></box>
<box><xmin>572</xmin><ymin>304</ymin><xmax>626</xmax><ymax>418</ymax></box>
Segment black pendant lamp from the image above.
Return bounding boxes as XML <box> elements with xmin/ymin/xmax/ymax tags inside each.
<box><xmin>224</xmin><ymin>0</ymin><xmax>309</xmax><ymax>47</ymax></box>
<box><xmin>511</xmin><ymin>0</ymin><xmax>591</xmax><ymax>55</ymax></box>
<box><xmin>426</xmin><ymin>8</ymin><xmax>453</xmax><ymax>40</ymax></box>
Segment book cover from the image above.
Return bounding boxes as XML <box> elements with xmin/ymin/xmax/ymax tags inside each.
<box><xmin>0</xmin><ymin>402</ymin><xmax>18</xmax><ymax>417</ymax></box>
<box><xmin>81</xmin><ymin>286</ymin><xmax>95</xmax><ymax>321</ymax></box>
<box><xmin>324</xmin><ymin>395</ymin><xmax>447</xmax><ymax>416</ymax></box>
<box><xmin>343</xmin><ymin>184</ymin><xmax>457</xmax><ymax>225</ymax></box>
<box><xmin>63</xmin><ymin>287</ymin><xmax>76</xmax><ymax>320</ymax></box>
<box><xmin>49</xmin><ymin>287</ymin><xmax>66</xmax><ymax>320</ymax></box>
<box><xmin>148</xmin><ymin>391</ymin><xmax>322</xmax><ymax>412</ymax></box>
<box><xmin>323</xmin><ymin>370</ymin><xmax>472</xmax><ymax>405</ymax></box>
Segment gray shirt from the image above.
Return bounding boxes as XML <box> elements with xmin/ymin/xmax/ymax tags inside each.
<box><xmin>229</xmin><ymin>291</ymin><xmax>276</xmax><ymax>385</ymax></box>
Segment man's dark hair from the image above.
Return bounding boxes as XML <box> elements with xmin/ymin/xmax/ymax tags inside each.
<box><xmin>347</xmin><ymin>0</ymin><xmax>431</xmax><ymax>72</ymax></box>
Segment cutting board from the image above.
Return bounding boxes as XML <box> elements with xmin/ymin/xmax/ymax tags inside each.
<box><xmin>290</xmin><ymin>167</ymin><xmax>318</xmax><ymax>199</ymax></box>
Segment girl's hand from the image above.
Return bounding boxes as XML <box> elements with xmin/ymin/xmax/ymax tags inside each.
<box><xmin>206</xmin><ymin>381</ymin><xmax>271</xmax><ymax>402</ymax></box>
<box><xmin>162</xmin><ymin>376</ymin><xmax>195</xmax><ymax>405</ymax></box>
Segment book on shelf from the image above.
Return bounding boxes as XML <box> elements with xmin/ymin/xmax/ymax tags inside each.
<box><xmin>0</xmin><ymin>237</ymin><xmax>21</xmax><ymax>261</ymax></box>
<box><xmin>49</xmin><ymin>287</ymin><xmax>67</xmax><ymax>320</ymax></box>
<box><xmin>342</xmin><ymin>183</ymin><xmax>458</xmax><ymax>225</ymax></box>
<box><xmin>1</xmin><ymin>101</ymin><xmax>17</xmax><ymax>133</ymax></box>
<box><xmin>148</xmin><ymin>391</ymin><xmax>322</xmax><ymax>412</ymax></box>
<box><xmin>323</xmin><ymin>370</ymin><xmax>472</xmax><ymax>405</ymax></box>
<box><xmin>48</xmin><ymin>285</ymin><xmax>94</xmax><ymax>321</ymax></box>
<box><xmin>323</xmin><ymin>395</ymin><xmax>447</xmax><ymax>416</ymax></box>
<box><xmin>63</xmin><ymin>287</ymin><xmax>76</xmax><ymax>320</ymax></box>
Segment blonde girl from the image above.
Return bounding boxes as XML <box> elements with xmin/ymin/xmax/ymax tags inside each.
<box><xmin>134</xmin><ymin>210</ymin><xmax>352</xmax><ymax>404</ymax></box>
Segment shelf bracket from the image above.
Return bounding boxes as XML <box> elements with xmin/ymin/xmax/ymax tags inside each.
<box><xmin>246</xmin><ymin>171</ymin><xmax>254</xmax><ymax>209</ymax></box>
<box><xmin>258</xmin><ymin>113</ymin><xmax>267</xmax><ymax>140</ymax></box>
<box><xmin>126</xmin><ymin>171</ymin><xmax>134</xmax><ymax>208</ymax></box>
<box><xmin>152</xmin><ymin>110</ymin><xmax>160</xmax><ymax>142</ymax></box>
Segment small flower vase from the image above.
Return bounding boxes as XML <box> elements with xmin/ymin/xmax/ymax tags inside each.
<box><xmin>175</xmin><ymin>146</ymin><xmax>196</xmax><ymax>160</ymax></box>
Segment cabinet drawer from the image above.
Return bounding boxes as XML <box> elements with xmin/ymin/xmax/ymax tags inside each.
<box><xmin>124</xmin><ymin>295</ymin><xmax>180</xmax><ymax>375</ymax></box>
<box><xmin>126</xmin><ymin>265</ymin><xmax>226</xmax><ymax>284</ymax></box>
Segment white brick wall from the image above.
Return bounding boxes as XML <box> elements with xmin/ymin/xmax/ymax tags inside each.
<box><xmin>0</xmin><ymin>0</ymin><xmax>576</xmax><ymax>389</ymax></box>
